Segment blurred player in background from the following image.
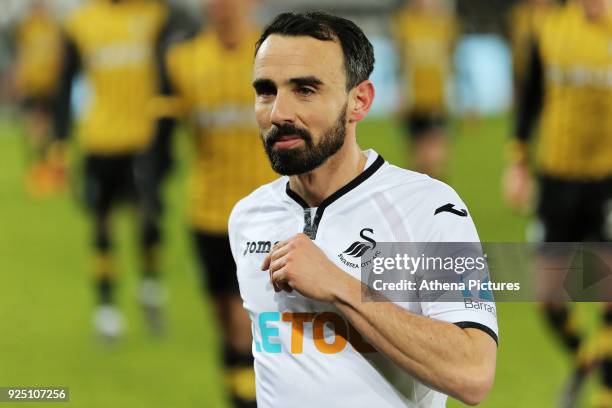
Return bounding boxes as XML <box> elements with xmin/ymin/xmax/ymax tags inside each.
<box><xmin>54</xmin><ymin>0</ymin><xmax>173</xmax><ymax>341</ymax></box>
<box><xmin>11</xmin><ymin>0</ymin><xmax>65</xmax><ymax>197</ymax></box>
<box><xmin>160</xmin><ymin>0</ymin><xmax>275</xmax><ymax>406</ymax></box>
<box><xmin>504</xmin><ymin>0</ymin><xmax>612</xmax><ymax>406</ymax></box>
<box><xmin>508</xmin><ymin>0</ymin><xmax>557</xmax><ymax>104</ymax></box>
<box><xmin>392</xmin><ymin>0</ymin><xmax>458</xmax><ymax>179</ymax></box>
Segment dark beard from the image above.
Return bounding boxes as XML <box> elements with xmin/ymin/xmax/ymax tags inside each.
<box><xmin>261</xmin><ymin>105</ymin><xmax>347</xmax><ymax>176</ymax></box>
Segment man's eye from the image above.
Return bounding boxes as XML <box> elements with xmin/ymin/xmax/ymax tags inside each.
<box><xmin>254</xmin><ymin>84</ymin><xmax>276</xmax><ymax>97</ymax></box>
<box><xmin>256</xmin><ymin>89</ymin><xmax>275</xmax><ymax>97</ymax></box>
<box><xmin>297</xmin><ymin>87</ymin><xmax>315</xmax><ymax>96</ymax></box>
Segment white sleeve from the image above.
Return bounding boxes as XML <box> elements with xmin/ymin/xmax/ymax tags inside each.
<box><xmin>227</xmin><ymin>202</ymin><xmax>242</xmax><ymax>269</ymax></box>
<box><xmin>419</xmin><ymin>182</ymin><xmax>499</xmax><ymax>344</ymax></box>
<box><xmin>228</xmin><ymin>200</ymin><xmax>252</xmax><ymax>305</ymax></box>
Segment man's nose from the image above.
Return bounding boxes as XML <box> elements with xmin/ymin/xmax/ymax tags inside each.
<box><xmin>269</xmin><ymin>90</ymin><xmax>297</xmax><ymax>126</ymax></box>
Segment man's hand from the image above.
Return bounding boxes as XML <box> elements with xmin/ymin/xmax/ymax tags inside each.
<box><xmin>24</xmin><ymin>141</ymin><xmax>68</xmax><ymax>198</ymax></box>
<box><xmin>262</xmin><ymin>234</ymin><xmax>497</xmax><ymax>404</ymax></box>
<box><xmin>503</xmin><ymin>161</ymin><xmax>533</xmax><ymax>213</ymax></box>
<box><xmin>261</xmin><ymin>233</ymin><xmax>349</xmax><ymax>302</ymax></box>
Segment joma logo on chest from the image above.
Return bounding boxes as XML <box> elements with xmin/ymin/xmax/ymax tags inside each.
<box><xmin>243</xmin><ymin>240</ymin><xmax>279</xmax><ymax>256</ymax></box>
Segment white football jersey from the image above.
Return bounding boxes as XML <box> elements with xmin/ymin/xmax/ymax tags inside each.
<box><xmin>228</xmin><ymin>149</ymin><xmax>498</xmax><ymax>408</ymax></box>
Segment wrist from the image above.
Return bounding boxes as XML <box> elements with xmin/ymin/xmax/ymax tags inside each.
<box><xmin>331</xmin><ymin>269</ymin><xmax>361</xmax><ymax>307</ymax></box>
<box><xmin>506</xmin><ymin>140</ymin><xmax>529</xmax><ymax>165</ymax></box>
<box><xmin>48</xmin><ymin>140</ymin><xmax>68</xmax><ymax>163</ymax></box>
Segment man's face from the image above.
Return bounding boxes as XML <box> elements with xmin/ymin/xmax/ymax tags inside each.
<box><xmin>579</xmin><ymin>0</ymin><xmax>611</xmax><ymax>20</ymax></box>
<box><xmin>203</xmin><ymin>0</ymin><xmax>250</xmax><ymax>25</ymax></box>
<box><xmin>32</xmin><ymin>0</ymin><xmax>47</xmax><ymax>13</ymax></box>
<box><xmin>528</xmin><ymin>0</ymin><xmax>552</xmax><ymax>6</ymax></box>
<box><xmin>410</xmin><ymin>0</ymin><xmax>442</xmax><ymax>11</ymax></box>
<box><xmin>253</xmin><ymin>35</ymin><xmax>350</xmax><ymax>175</ymax></box>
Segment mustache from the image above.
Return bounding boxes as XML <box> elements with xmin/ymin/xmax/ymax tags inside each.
<box><xmin>264</xmin><ymin>124</ymin><xmax>312</xmax><ymax>148</ymax></box>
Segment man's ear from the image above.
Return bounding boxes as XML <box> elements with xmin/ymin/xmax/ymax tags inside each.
<box><xmin>347</xmin><ymin>80</ymin><xmax>375</xmax><ymax>123</ymax></box>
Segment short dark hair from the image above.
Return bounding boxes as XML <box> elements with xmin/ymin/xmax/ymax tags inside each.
<box><xmin>255</xmin><ymin>11</ymin><xmax>375</xmax><ymax>91</ymax></box>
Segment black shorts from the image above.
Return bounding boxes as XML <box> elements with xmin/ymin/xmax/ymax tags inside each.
<box><xmin>404</xmin><ymin>112</ymin><xmax>447</xmax><ymax>140</ymax></box>
<box><xmin>192</xmin><ymin>232</ymin><xmax>239</xmax><ymax>295</ymax></box>
<box><xmin>83</xmin><ymin>153</ymin><xmax>162</xmax><ymax>219</ymax></box>
<box><xmin>140</xmin><ymin>128</ymin><xmax>174</xmax><ymax>183</ymax></box>
<box><xmin>537</xmin><ymin>175</ymin><xmax>612</xmax><ymax>242</ymax></box>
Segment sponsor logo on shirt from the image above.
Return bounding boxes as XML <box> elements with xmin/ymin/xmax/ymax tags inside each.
<box><xmin>434</xmin><ymin>203</ymin><xmax>467</xmax><ymax>217</ymax></box>
<box><xmin>87</xmin><ymin>43</ymin><xmax>151</xmax><ymax>69</ymax></box>
<box><xmin>194</xmin><ymin>105</ymin><xmax>256</xmax><ymax>129</ymax></box>
<box><xmin>547</xmin><ymin>65</ymin><xmax>612</xmax><ymax>88</ymax></box>
<box><xmin>243</xmin><ymin>240</ymin><xmax>279</xmax><ymax>256</ymax></box>
<box><xmin>464</xmin><ymin>298</ymin><xmax>497</xmax><ymax>317</ymax></box>
<box><xmin>254</xmin><ymin>311</ymin><xmax>375</xmax><ymax>354</ymax></box>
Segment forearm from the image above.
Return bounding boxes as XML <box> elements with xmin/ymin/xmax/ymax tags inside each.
<box><xmin>53</xmin><ymin>37</ymin><xmax>79</xmax><ymax>141</ymax></box>
<box><xmin>514</xmin><ymin>41</ymin><xmax>543</xmax><ymax>144</ymax></box>
<box><xmin>332</xmin><ymin>274</ymin><xmax>495</xmax><ymax>405</ymax></box>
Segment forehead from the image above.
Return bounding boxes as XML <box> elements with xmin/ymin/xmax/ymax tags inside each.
<box><xmin>254</xmin><ymin>35</ymin><xmax>346</xmax><ymax>87</ymax></box>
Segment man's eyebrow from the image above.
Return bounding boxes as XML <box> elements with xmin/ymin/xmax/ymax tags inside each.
<box><xmin>252</xmin><ymin>78</ymin><xmax>276</xmax><ymax>90</ymax></box>
<box><xmin>288</xmin><ymin>76</ymin><xmax>324</xmax><ymax>88</ymax></box>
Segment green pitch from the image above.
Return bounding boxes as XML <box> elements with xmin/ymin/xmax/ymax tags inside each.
<box><xmin>0</xmin><ymin>115</ymin><xmax>601</xmax><ymax>407</ymax></box>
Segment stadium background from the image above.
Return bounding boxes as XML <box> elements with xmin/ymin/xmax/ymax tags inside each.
<box><xmin>0</xmin><ymin>0</ymin><xmax>604</xmax><ymax>406</ymax></box>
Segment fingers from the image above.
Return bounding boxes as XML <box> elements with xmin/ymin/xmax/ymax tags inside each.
<box><xmin>503</xmin><ymin>163</ymin><xmax>533</xmax><ymax>210</ymax></box>
<box><xmin>270</xmin><ymin>267</ymin><xmax>281</xmax><ymax>292</ymax></box>
<box><xmin>263</xmin><ymin>241</ymin><xmax>289</xmax><ymax>292</ymax></box>
<box><xmin>269</xmin><ymin>254</ymin><xmax>290</xmax><ymax>292</ymax></box>
<box><xmin>261</xmin><ymin>252</ymin><xmax>272</xmax><ymax>272</ymax></box>
<box><xmin>269</xmin><ymin>253</ymin><xmax>288</xmax><ymax>274</ymax></box>
<box><xmin>271</xmin><ymin>267</ymin><xmax>293</xmax><ymax>293</ymax></box>
<box><xmin>270</xmin><ymin>243</ymin><xmax>291</xmax><ymax>265</ymax></box>
<box><xmin>261</xmin><ymin>237</ymin><xmax>301</xmax><ymax>293</ymax></box>
<box><xmin>261</xmin><ymin>239</ymin><xmax>291</xmax><ymax>271</ymax></box>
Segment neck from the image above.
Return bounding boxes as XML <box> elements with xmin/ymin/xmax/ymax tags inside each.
<box><xmin>288</xmin><ymin>134</ymin><xmax>366</xmax><ymax>207</ymax></box>
<box><xmin>214</xmin><ymin>17</ymin><xmax>251</xmax><ymax>49</ymax></box>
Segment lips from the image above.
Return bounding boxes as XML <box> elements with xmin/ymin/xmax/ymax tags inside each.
<box><xmin>273</xmin><ymin>135</ymin><xmax>304</xmax><ymax>149</ymax></box>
